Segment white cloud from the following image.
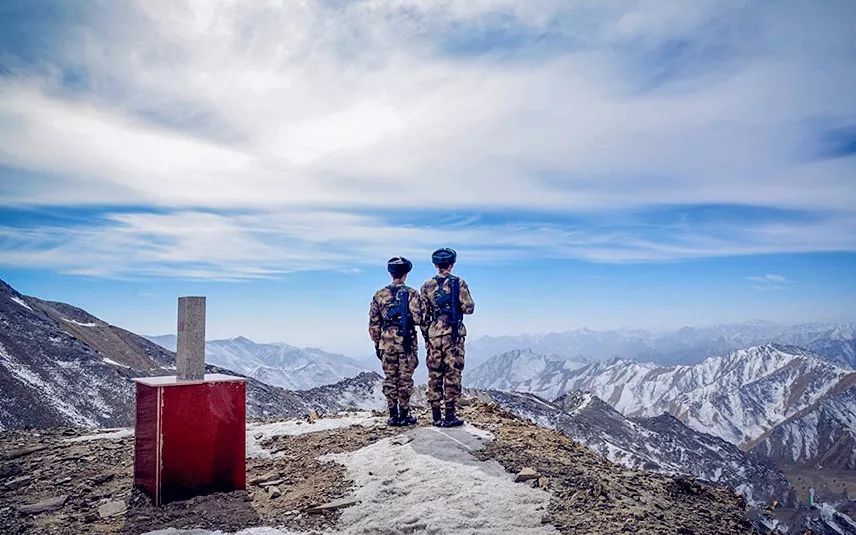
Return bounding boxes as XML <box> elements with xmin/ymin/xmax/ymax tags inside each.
<box><xmin>0</xmin><ymin>1</ymin><xmax>855</xmax><ymax>277</ymax></box>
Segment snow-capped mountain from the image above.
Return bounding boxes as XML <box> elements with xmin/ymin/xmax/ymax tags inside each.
<box><xmin>146</xmin><ymin>335</ymin><xmax>372</xmax><ymax>390</ymax></box>
<box><xmin>471</xmin><ymin>344</ymin><xmax>854</xmax><ymax>446</ymax></box>
<box><xmin>749</xmin><ymin>374</ymin><xmax>856</xmax><ymax>471</ymax></box>
<box><xmin>467</xmin><ymin>321</ymin><xmax>856</xmax><ymax>368</ymax></box>
<box><xmin>475</xmin><ymin>389</ymin><xmax>794</xmax><ymax>508</ymax></box>
<box><xmin>466</xmin><ymin>349</ymin><xmax>588</xmax><ymax>397</ymax></box>
<box><xmin>0</xmin><ymin>278</ymin><xmax>382</xmax><ymax>430</ymax></box>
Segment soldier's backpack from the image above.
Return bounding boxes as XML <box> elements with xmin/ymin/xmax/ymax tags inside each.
<box><xmin>432</xmin><ymin>275</ymin><xmax>462</xmax><ymax>340</ymax></box>
<box><xmin>382</xmin><ymin>285</ymin><xmax>413</xmax><ymax>350</ymax></box>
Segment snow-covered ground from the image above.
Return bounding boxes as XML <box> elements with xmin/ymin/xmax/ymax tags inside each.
<box><xmin>61</xmin><ymin>317</ymin><xmax>97</xmax><ymax>327</ymax></box>
<box><xmin>64</xmin><ymin>428</ymin><xmax>134</xmax><ymax>443</ymax></box>
<box><xmin>10</xmin><ymin>295</ymin><xmax>32</xmax><ymax>311</ymax></box>
<box><xmin>146</xmin><ymin>422</ymin><xmax>558</xmax><ymax>535</ymax></box>
<box><xmin>246</xmin><ymin>412</ymin><xmax>383</xmax><ymax>459</ymax></box>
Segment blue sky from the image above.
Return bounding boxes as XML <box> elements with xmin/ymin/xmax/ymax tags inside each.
<box><xmin>1</xmin><ymin>1</ymin><xmax>855</xmax><ymax>355</ymax></box>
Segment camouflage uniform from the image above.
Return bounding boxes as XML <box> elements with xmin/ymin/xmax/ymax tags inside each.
<box><xmin>369</xmin><ymin>282</ymin><xmax>425</xmax><ymax>411</ymax></box>
<box><xmin>420</xmin><ymin>274</ymin><xmax>475</xmax><ymax>406</ymax></box>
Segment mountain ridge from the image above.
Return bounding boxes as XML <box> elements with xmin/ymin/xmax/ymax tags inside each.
<box><xmin>145</xmin><ymin>334</ymin><xmax>374</xmax><ymax>390</ymax></box>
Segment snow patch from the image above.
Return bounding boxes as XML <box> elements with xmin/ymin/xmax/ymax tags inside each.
<box><xmin>322</xmin><ymin>425</ymin><xmax>557</xmax><ymax>534</ymax></box>
<box><xmin>10</xmin><ymin>295</ymin><xmax>32</xmax><ymax>311</ymax></box>
<box><xmin>61</xmin><ymin>317</ymin><xmax>97</xmax><ymax>327</ymax></box>
<box><xmin>246</xmin><ymin>415</ymin><xmax>383</xmax><ymax>459</ymax></box>
<box><xmin>818</xmin><ymin>502</ymin><xmax>856</xmax><ymax>535</ymax></box>
<box><xmin>65</xmin><ymin>428</ymin><xmax>134</xmax><ymax>443</ymax></box>
<box><xmin>102</xmin><ymin>358</ymin><xmax>131</xmax><ymax>369</ymax></box>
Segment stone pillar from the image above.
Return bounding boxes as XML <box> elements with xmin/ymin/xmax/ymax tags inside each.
<box><xmin>176</xmin><ymin>296</ymin><xmax>205</xmax><ymax>380</ymax></box>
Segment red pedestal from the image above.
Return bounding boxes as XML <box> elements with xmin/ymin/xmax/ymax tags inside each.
<box><xmin>133</xmin><ymin>374</ymin><xmax>246</xmax><ymax>505</ymax></box>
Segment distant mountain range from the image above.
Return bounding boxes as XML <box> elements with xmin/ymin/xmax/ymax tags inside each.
<box><xmin>466</xmin><ymin>322</ymin><xmax>856</xmax><ymax>368</ymax></box>
<box><xmin>146</xmin><ymin>334</ymin><xmax>374</xmax><ymax>390</ymax></box>
<box><xmin>468</xmin><ymin>345</ymin><xmax>856</xmax><ymax>452</ymax></box>
<box><xmin>0</xmin><ymin>278</ymin><xmax>383</xmax><ymax>430</ymax></box>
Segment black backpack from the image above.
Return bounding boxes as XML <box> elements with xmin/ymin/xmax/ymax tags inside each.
<box><xmin>432</xmin><ymin>275</ymin><xmax>462</xmax><ymax>340</ymax></box>
<box><xmin>382</xmin><ymin>286</ymin><xmax>413</xmax><ymax>349</ymax></box>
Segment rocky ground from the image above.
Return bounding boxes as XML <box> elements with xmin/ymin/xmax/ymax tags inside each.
<box><xmin>0</xmin><ymin>403</ymin><xmax>759</xmax><ymax>534</ymax></box>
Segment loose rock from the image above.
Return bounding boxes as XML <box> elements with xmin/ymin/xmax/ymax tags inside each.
<box><xmin>514</xmin><ymin>467</ymin><xmax>540</xmax><ymax>483</ymax></box>
<box><xmin>306</xmin><ymin>497</ymin><xmax>360</xmax><ymax>513</ymax></box>
<box><xmin>18</xmin><ymin>495</ymin><xmax>68</xmax><ymax>515</ymax></box>
<box><xmin>98</xmin><ymin>500</ymin><xmax>126</xmax><ymax>518</ymax></box>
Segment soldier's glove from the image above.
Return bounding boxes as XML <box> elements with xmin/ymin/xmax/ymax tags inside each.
<box><xmin>375</xmin><ymin>345</ymin><xmax>382</xmax><ymax>360</ymax></box>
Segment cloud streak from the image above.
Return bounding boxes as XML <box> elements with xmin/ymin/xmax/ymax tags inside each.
<box><xmin>1</xmin><ymin>208</ymin><xmax>854</xmax><ymax>279</ymax></box>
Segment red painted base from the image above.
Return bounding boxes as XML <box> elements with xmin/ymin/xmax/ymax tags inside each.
<box><xmin>133</xmin><ymin>375</ymin><xmax>246</xmax><ymax>505</ymax></box>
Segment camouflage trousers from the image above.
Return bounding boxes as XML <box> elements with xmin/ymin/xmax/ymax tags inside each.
<box><xmin>381</xmin><ymin>350</ymin><xmax>418</xmax><ymax>410</ymax></box>
<box><xmin>426</xmin><ymin>335</ymin><xmax>465</xmax><ymax>406</ymax></box>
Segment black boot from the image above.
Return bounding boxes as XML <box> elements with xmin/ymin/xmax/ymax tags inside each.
<box><xmin>431</xmin><ymin>405</ymin><xmax>444</xmax><ymax>427</ymax></box>
<box><xmin>443</xmin><ymin>402</ymin><xmax>464</xmax><ymax>427</ymax></box>
<box><xmin>399</xmin><ymin>405</ymin><xmax>417</xmax><ymax>426</ymax></box>
<box><xmin>387</xmin><ymin>405</ymin><xmax>401</xmax><ymax>426</ymax></box>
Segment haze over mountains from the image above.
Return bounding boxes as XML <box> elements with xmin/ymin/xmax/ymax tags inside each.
<box><xmin>466</xmin><ymin>322</ymin><xmax>856</xmax><ymax>369</ymax></box>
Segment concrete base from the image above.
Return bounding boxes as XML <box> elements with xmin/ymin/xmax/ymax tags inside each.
<box><xmin>133</xmin><ymin>374</ymin><xmax>246</xmax><ymax>505</ymax></box>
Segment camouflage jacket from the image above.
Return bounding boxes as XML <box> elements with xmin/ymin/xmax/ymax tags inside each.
<box><xmin>420</xmin><ymin>274</ymin><xmax>475</xmax><ymax>340</ymax></box>
<box><xmin>369</xmin><ymin>283</ymin><xmax>425</xmax><ymax>354</ymax></box>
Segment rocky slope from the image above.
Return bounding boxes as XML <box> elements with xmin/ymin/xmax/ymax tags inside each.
<box><xmin>467</xmin><ymin>321</ymin><xmax>856</xmax><ymax>368</ymax></box>
<box><xmin>0</xmin><ymin>278</ymin><xmax>382</xmax><ymax>430</ymax></box>
<box><xmin>147</xmin><ymin>335</ymin><xmax>372</xmax><ymax>390</ymax></box>
<box><xmin>749</xmin><ymin>374</ymin><xmax>856</xmax><ymax>471</ymax></box>
<box><xmin>470</xmin><ymin>344</ymin><xmax>854</xmax><ymax>445</ymax></box>
<box><xmin>473</xmin><ymin>389</ymin><xmax>794</xmax><ymax>509</ymax></box>
<box><xmin>0</xmin><ymin>403</ymin><xmax>766</xmax><ymax>535</ymax></box>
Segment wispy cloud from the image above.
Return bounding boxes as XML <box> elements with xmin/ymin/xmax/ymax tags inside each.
<box><xmin>0</xmin><ymin>1</ymin><xmax>854</xmax><ymax>278</ymax></box>
<box><xmin>1</xmin><ymin>208</ymin><xmax>854</xmax><ymax>279</ymax></box>
<box><xmin>746</xmin><ymin>273</ymin><xmax>792</xmax><ymax>291</ymax></box>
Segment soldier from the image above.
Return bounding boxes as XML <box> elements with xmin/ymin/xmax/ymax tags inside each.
<box><xmin>369</xmin><ymin>257</ymin><xmax>425</xmax><ymax>427</ymax></box>
<box><xmin>421</xmin><ymin>248</ymin><xmax>475</xmax><ymax>427</ymax></box>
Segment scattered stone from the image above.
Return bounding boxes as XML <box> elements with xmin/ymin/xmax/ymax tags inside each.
<box><xmin>254</xmin><ymin>432</ymin><xmax>264</xmax><ymax>440</ymax></box>
<box><xmin>306</xmin><ymin>497</ymin><xmax>360</xmax><ymax>514</ymax></box>
<box><xmin>537</xmin><ymin>476</ymin><xmax>550</xmax><ymax>489</ymax></box>
<box><xmin>91</xmin><ymin>474</ymin><xmax>114</xmax><ymax>485</ymax></box>
<box><xmin>55</xmin><ymin>476</ymin><xmax>72</xmax><ymax>484</ymax></box>
<box><xmin>4</xmin><ymin>475</ymin><xmax>32</xmax><ymax>490</ymax></box>
<box><xmin>97</xmin><ymin>500</ymin><xmax>126</xmax><ymax>518</ymax></box>
<box><xmin>18</xmin><ymin>495</ymin><xmax>68</xmax><ymax>515</ymax></box>
<box><xmin>2</xmin><ymin>445</ymin><xmax>48</xmax><ymax>461</ymax></box>
<box><xmin>0</xmin><ymin>462</ymin><xmax>23</xmax><ymax>479</ymax></box>
<box><xmin>306</xmin><ymin>410</ymin><xmax>320</xmax><ymax>424</ymax></box>
<box><xmin>267</xmin><ymin>486</ymin><xmax>282</xmax><ymax>499</ymax></box>
<box><xmin>259</xmin><ymin>479</ymin><xmax>284</xmax><ymax>488</ymax></box>
<box><xmin>390</xmin><ymin>435</ymin><xmax>413</xmax><ymax>446</ymax></box>
<box><xmin>514</xmin><ymin>467</ymin><xmax>540</xmax><ymax>483</ymax></box>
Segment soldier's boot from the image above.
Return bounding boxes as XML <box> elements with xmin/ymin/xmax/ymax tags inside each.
<box><xmin>443</xmin><ymin>402</ymin><xmax>464</xmax><ymax>428</ymax></box>
<box><xmin>431</xmin><ymin>405</ymin><xmax>444</xmax><ymax>427</ymax></box>
<box><xmin>387</xmin><ymin>404</ymin><xmax>401</xmax><ymax>427</ymax></box>
<box><xmin>398</xmin><ymin>405</ymin><xmax>417</xmax><ymax>426</ymax></box>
